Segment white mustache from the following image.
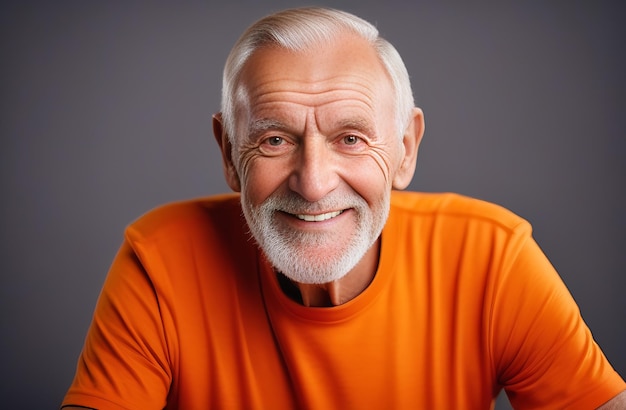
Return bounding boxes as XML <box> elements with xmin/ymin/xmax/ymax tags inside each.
<box><xmin>266</xmin><ymin>193</ymin><xmax>363</xmax><ymax>216</ymax></box>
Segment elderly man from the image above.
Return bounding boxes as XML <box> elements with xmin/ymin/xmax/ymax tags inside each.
<box><xmin>62</xmin><ymin>7</ymin><xmax>625</xmax><ymax>409</ymax></box>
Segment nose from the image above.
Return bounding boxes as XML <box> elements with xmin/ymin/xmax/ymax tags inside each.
<box><xmin>288</xmin><ymin>138</ymin><xmax>339</xmax><ymax>202</ymax></box>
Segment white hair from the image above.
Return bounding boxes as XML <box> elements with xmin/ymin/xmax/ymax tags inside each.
<box><xmin>220</xmin><ymin>7</ymin><xmax>415</xmax><ymax>143</ymax></box>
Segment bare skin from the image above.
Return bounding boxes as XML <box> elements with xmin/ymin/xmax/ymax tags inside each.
<box><xmin>597</xmin><ymin>390</ymin><xmax>626</xmax><ymax>409</ymax></box>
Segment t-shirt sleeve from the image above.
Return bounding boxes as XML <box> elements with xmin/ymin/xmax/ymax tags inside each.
<box><xmin>490</xmin><ymin>228</ymin><xmax>625</xmax><ymax>409</ymax></box>
<box><xmin>62</xmin><ymin>241</ymin><xmax>171</xmax><ymax>410</ymax></box>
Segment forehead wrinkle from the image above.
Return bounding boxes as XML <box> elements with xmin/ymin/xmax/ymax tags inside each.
<box><xmin>248</xmin><ymin>74</ymin><xmax>378</xmax><ymax>104</ymax></box>
<box><xmin>251</xmin><ymin>91</ymin><xmax>377</xmax><ymax>113</ymax></box>
<box><xmin>251</xmin><ymin>93</ymin><xmax>377</xmax><ymax>126</ymax></box>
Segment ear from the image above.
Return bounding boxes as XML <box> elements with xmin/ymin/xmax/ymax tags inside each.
<box><xmin>212</xmin><ymin>113</ymin><xmax>241</xmax><ymax>192</ymax></box>
<box><xmin>392</xmin><ymin>107</ymin><xmax>425</xmax><ymax>190</ymax></box>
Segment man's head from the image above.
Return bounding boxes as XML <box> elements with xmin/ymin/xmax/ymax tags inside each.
<box><xmin>213</xmin><ymin>7</ymin><xmax>424</xmax><ymax>285</ymax></box>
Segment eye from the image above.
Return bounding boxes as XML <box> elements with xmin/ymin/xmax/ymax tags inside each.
<box><xmin>266</xmin><ymin>136</ymin><xmax>284</xmax><ymax>146</ymax></box>
<box><xmin>258</xmin><ymin>135</ymin><xmax>292</xmax><ymax>156</ymax></box>
<box><xmin>343</xmin><ymin>135</ymin><xmax>360</xmax><ymax>145</ymax></box>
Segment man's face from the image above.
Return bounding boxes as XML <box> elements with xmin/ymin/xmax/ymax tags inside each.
<box><xmin>231</xmin><ymin>34</ymin><xmax>408</xmax><ymax>284</ymax></box>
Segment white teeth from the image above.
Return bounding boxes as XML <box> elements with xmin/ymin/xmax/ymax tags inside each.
<box><xmin>296</xmin><ymin>210</ymin><xmax>342</xmax><ymax>222</ymax></box>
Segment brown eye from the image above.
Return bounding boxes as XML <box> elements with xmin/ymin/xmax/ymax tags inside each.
<box><xmin>343</xmin><ymin>135</ymin><xmax>359</xmax><ymax>145</ymax></box>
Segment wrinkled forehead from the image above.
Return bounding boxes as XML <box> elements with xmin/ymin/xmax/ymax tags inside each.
<box><xmin>234</xmin><ymin>34</ymin><xmax>393</xmax><ymax>121</ymax></box>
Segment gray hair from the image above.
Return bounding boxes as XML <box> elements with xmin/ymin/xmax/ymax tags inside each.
<box><xmin>220</xmin><ymin>7</ymin><xmax>415</xmax><ymax>143</ymax></box>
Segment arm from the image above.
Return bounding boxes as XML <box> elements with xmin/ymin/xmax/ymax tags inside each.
<box><xmin>491</xmin><ymin>233</ymin><xmax>625</xmax><ymax>409</ymax></box>
<box><xmin>62</xmin><ymin>242</ymin><xmax>171</xmax><ymax>409</ymax></box>
<box><xmin>597</xmin><ymin>390</ymin><xmax>626</xmax><ymax>410</ymax></box>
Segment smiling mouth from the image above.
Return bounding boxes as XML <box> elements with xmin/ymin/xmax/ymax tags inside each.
<box><xmin>295</xmin><ymin>210</ymin><xmax>344</xmax><ymax>222</ymax></box>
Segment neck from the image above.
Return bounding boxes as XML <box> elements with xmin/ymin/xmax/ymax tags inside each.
<box><xmin>287</xmin><ymin>238</ymin><xmax>381</xmax><ymax>307</ymax></box>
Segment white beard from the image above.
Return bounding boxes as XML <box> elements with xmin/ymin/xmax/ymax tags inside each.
<box><xmin>241</xmin><ymin>190</ymin><xmax>389</xmax><ymax>284</ymax></box>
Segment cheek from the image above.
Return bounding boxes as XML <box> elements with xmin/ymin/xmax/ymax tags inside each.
<box><xmin>368</xmin><ymin>140</ymin><xmax>404</xmax><ymax>185</ymax></box>
<box><xmin>240</xmin><ymin>158</ymin><xmax>289</xmax><ymax>205</ymax></box>
<box><xmin>364</xmin><ymin>144</ymin><xmax>398</xmax><ymax>184</ymax></box>
<box><xmin>340</xmin><ymin>157</ymin><xmax>392</xmax><ymax>205</ymax></box>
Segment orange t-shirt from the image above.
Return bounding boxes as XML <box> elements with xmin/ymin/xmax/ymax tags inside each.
<box><xmin>63</xmin><ymin>192</ymin><xmax>624</xmax><ymax>409</ymax></box>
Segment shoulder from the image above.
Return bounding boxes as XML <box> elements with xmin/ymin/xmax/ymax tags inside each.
<box><xmin>389</xmin><ymin>191</ymin><xmax>530</xmax><ymax>234</ymax></box>
<box><xmin>124</xmin><ymin>193</ymin><xmax>244</xmax><ymax>244</ymax></box>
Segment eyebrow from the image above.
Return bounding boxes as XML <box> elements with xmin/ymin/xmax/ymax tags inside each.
<box><xmin>247</xmin><ymin>118</ymin><xmax>289</xmax><ymax>139</ymax></box>
<box><xmin>337</xmin><ymin>118</ymin><xmax>376</xmax><ymax>137</ymax></box>
<box><xmin>246</xmin><ymin>116</ymin><xmax>378</xmax><ymax>140</ymax></box>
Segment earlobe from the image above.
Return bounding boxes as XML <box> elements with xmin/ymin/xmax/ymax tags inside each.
<box><xmin>212</xmin><ymin>113</ymin><xmax>241</xmax><ymax>192</ymax></box>
<box><xmin>392</xmin><ymin>107</ymin><xmax>425</xmax><ymax>190</ymax></box>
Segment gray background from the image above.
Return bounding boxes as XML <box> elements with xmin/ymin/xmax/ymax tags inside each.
<box><xmin>1</xmin><ymin>1</ymin><xmax>624</xmax><ymax>409</ymax></box>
